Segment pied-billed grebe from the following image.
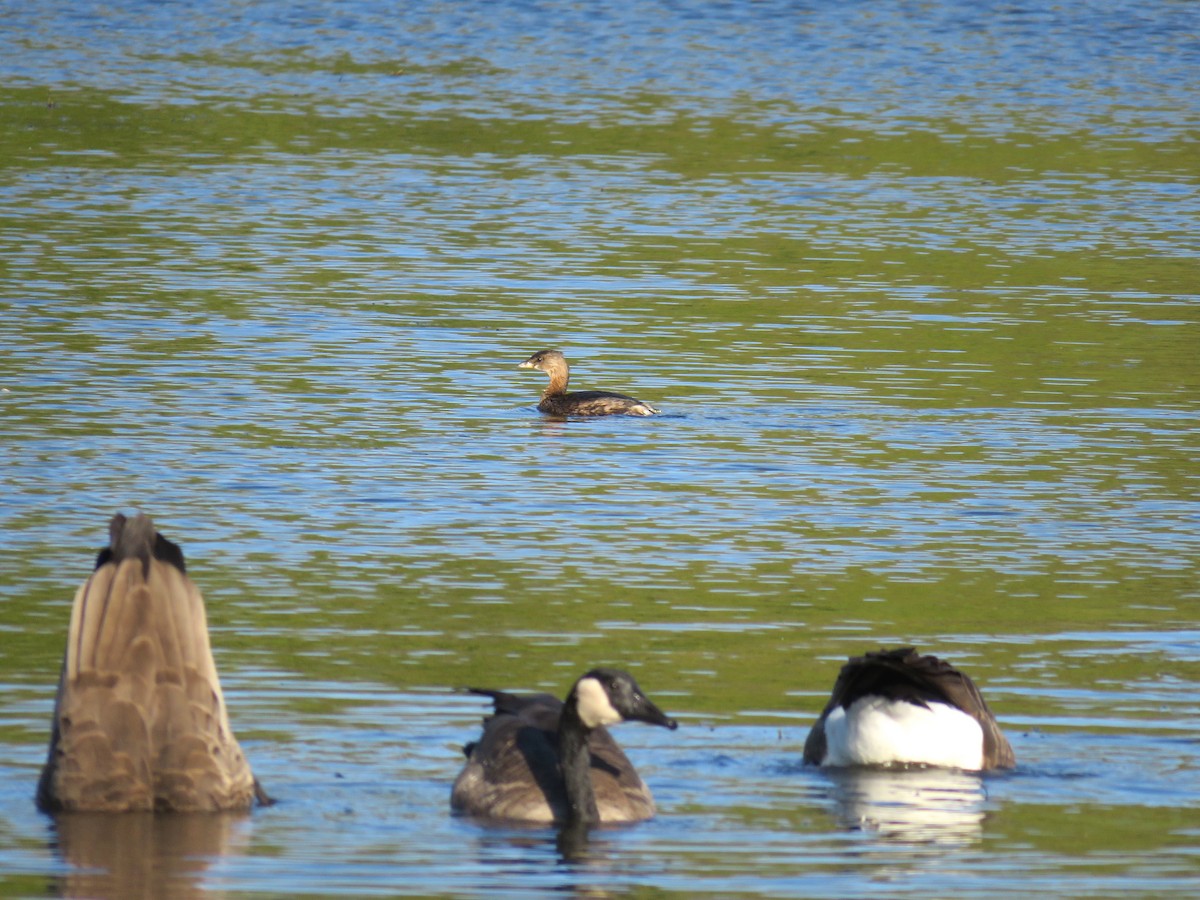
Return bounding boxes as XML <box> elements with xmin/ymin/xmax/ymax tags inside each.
<box><xmin>803</xmin><ymin>647</ymin><xmax>1015</xmax><ymax>771</ymax></box>
<box><xmin>518</xmin><ymin>349</ymin><xmax>660</xmax><ymax>417</ymax></box>
<box><xmin>37</xmin><ymin>513</ymin><xmax>269</xmax><ymax>812</ymax></box>
<box><xmin>451</xmin><ymin>668</ymin><xmax>678</xmax><ymax>825</ymax></box>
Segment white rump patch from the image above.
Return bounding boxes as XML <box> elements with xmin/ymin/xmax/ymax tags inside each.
<box><xmin>574</xmin><ymin>677</ymin><xmax>622</xmax><ymax>728</ymax></box>
<box><xmin>822</xmin><ymin>696</ymin><xmax>985</xmax><ymax>771</ymax></box>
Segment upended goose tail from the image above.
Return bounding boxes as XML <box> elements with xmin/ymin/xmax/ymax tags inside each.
<box><xmin>37</xmin><ymin>513</ymin><xmax>266</xmax><ymax>813</ymax></box>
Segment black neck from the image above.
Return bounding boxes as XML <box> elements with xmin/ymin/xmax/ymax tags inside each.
<box><xmin>558</xmin><ymin>701</ymin><xmax>599</xmax><ymax>824</ymax></box>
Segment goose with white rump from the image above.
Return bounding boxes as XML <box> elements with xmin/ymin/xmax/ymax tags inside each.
<box><xmin>451</xmin><ymin>668</ymin><xmax>677</xmax><ymax>825</ymax></box>
<box><xmin>803</xmin><ymin>647</ymin><xmax>1015</xmax><ymax>772</ymax></box>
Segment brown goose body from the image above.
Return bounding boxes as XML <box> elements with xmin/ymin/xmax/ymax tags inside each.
<box><xmin>451</xmin><ymin>669</ymin><xmax>676</xmax><ymax>825</ymax></box>
<box><xmin>803</xmin><ymin>647</ymin><xmax>1015</xmax><ymax>772</ymax></box>
<box><xmin>518</xmin><ymin>349</ymin><xmax>659</xmax><ymax>417</ymax></box>
<box><xmin>37</xmin><ymin>513</ymin><xmax>266</xmax><ymax>813</ymax></box>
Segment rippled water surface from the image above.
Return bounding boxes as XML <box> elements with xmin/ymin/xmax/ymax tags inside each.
<box><xmin>2</xmin><ymin>1</ymin><xmax>1198</xmax><ymax>897</ymax></box>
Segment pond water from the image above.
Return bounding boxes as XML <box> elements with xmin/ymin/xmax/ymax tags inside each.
<box><xmin>1</xmin><ymin>0</ymin><xmax>1198</xmax><ymax>896</ymax></box>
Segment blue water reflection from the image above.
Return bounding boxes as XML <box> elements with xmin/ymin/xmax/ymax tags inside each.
<box><xmin>2</xmin><ymin>0</ymin><xmax>1198</xmax><ymax>896</ymax></box>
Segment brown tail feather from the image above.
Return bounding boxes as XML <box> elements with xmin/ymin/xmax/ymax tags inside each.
<box><xmin>38</xmin><ymin>513</ymin><xmax>265</xmax><ymax>813</ymax></box>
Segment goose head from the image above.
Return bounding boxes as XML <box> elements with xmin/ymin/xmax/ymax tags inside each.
<box><xmin>571</xmin><ymin>668</ymin><xmax>678</xmax><ymax>731</ymax></box>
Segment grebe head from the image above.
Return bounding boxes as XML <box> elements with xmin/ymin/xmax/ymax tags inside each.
<box><xmin>518</xmin><ymin>349</ymin><xmax>566</xmax><ymax>372</ymax></box>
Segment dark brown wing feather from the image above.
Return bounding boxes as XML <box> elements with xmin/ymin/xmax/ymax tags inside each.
<box><xmin>803</xmin><ymin>648</ymin><xmax>1015</xmax><ymax>769</ymax></box>
<box><xmin>538</xmin><ymin>391</ymin><xmax>656</xmax><ymax>417</ymax></box>
<box><xmin>37</xmin><ymin>514</ymin><xmax>264</xmax><ymax>812</ymax></box>
<box><xmin>451</xmin><ymin>690</ymin><xmax>656</xmax><ymax>823</ymax></box>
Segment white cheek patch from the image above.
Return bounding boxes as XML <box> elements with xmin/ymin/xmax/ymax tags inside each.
<box><xmin>823</xmin><ymin>696</ymin><xmax>985</xmax><ymax>771</ymax></box>
<box><xmin>574</xmin><ymin>677</ymin><xmax>622</xmax><ymax>728</ymax></box>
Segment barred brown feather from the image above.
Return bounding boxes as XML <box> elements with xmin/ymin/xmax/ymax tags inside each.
<box><xmin>37</xmin><ymin>513</ymin><xmax>267</xmax><ymax>812</ymax></box>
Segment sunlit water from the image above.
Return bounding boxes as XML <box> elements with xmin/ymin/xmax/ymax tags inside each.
<box><xmin>2</xmin><ymin>0</ymin><xmax>1198</xmax><ymax>897</ymax></box>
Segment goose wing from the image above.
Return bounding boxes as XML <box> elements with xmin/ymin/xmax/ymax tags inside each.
<box><xmin>451</xmin><ymin>691</ymin><xmax>566</xmax><ymax>821</ymax></box>
<box><xmin>583</xmin><ymin>726</ymin><xmax>657</xmax><ymax>822</ymax></box>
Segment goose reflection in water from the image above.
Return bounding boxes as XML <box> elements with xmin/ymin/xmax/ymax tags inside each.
<box><xmin>50</xmin><ymin>812</ymin><xmax>253</xmax><ymax>900</ymax></box>
<box><xmin>821</xmin><ymin>766</ymin><xmax>990</xmax><ymax>846</ymax></box>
